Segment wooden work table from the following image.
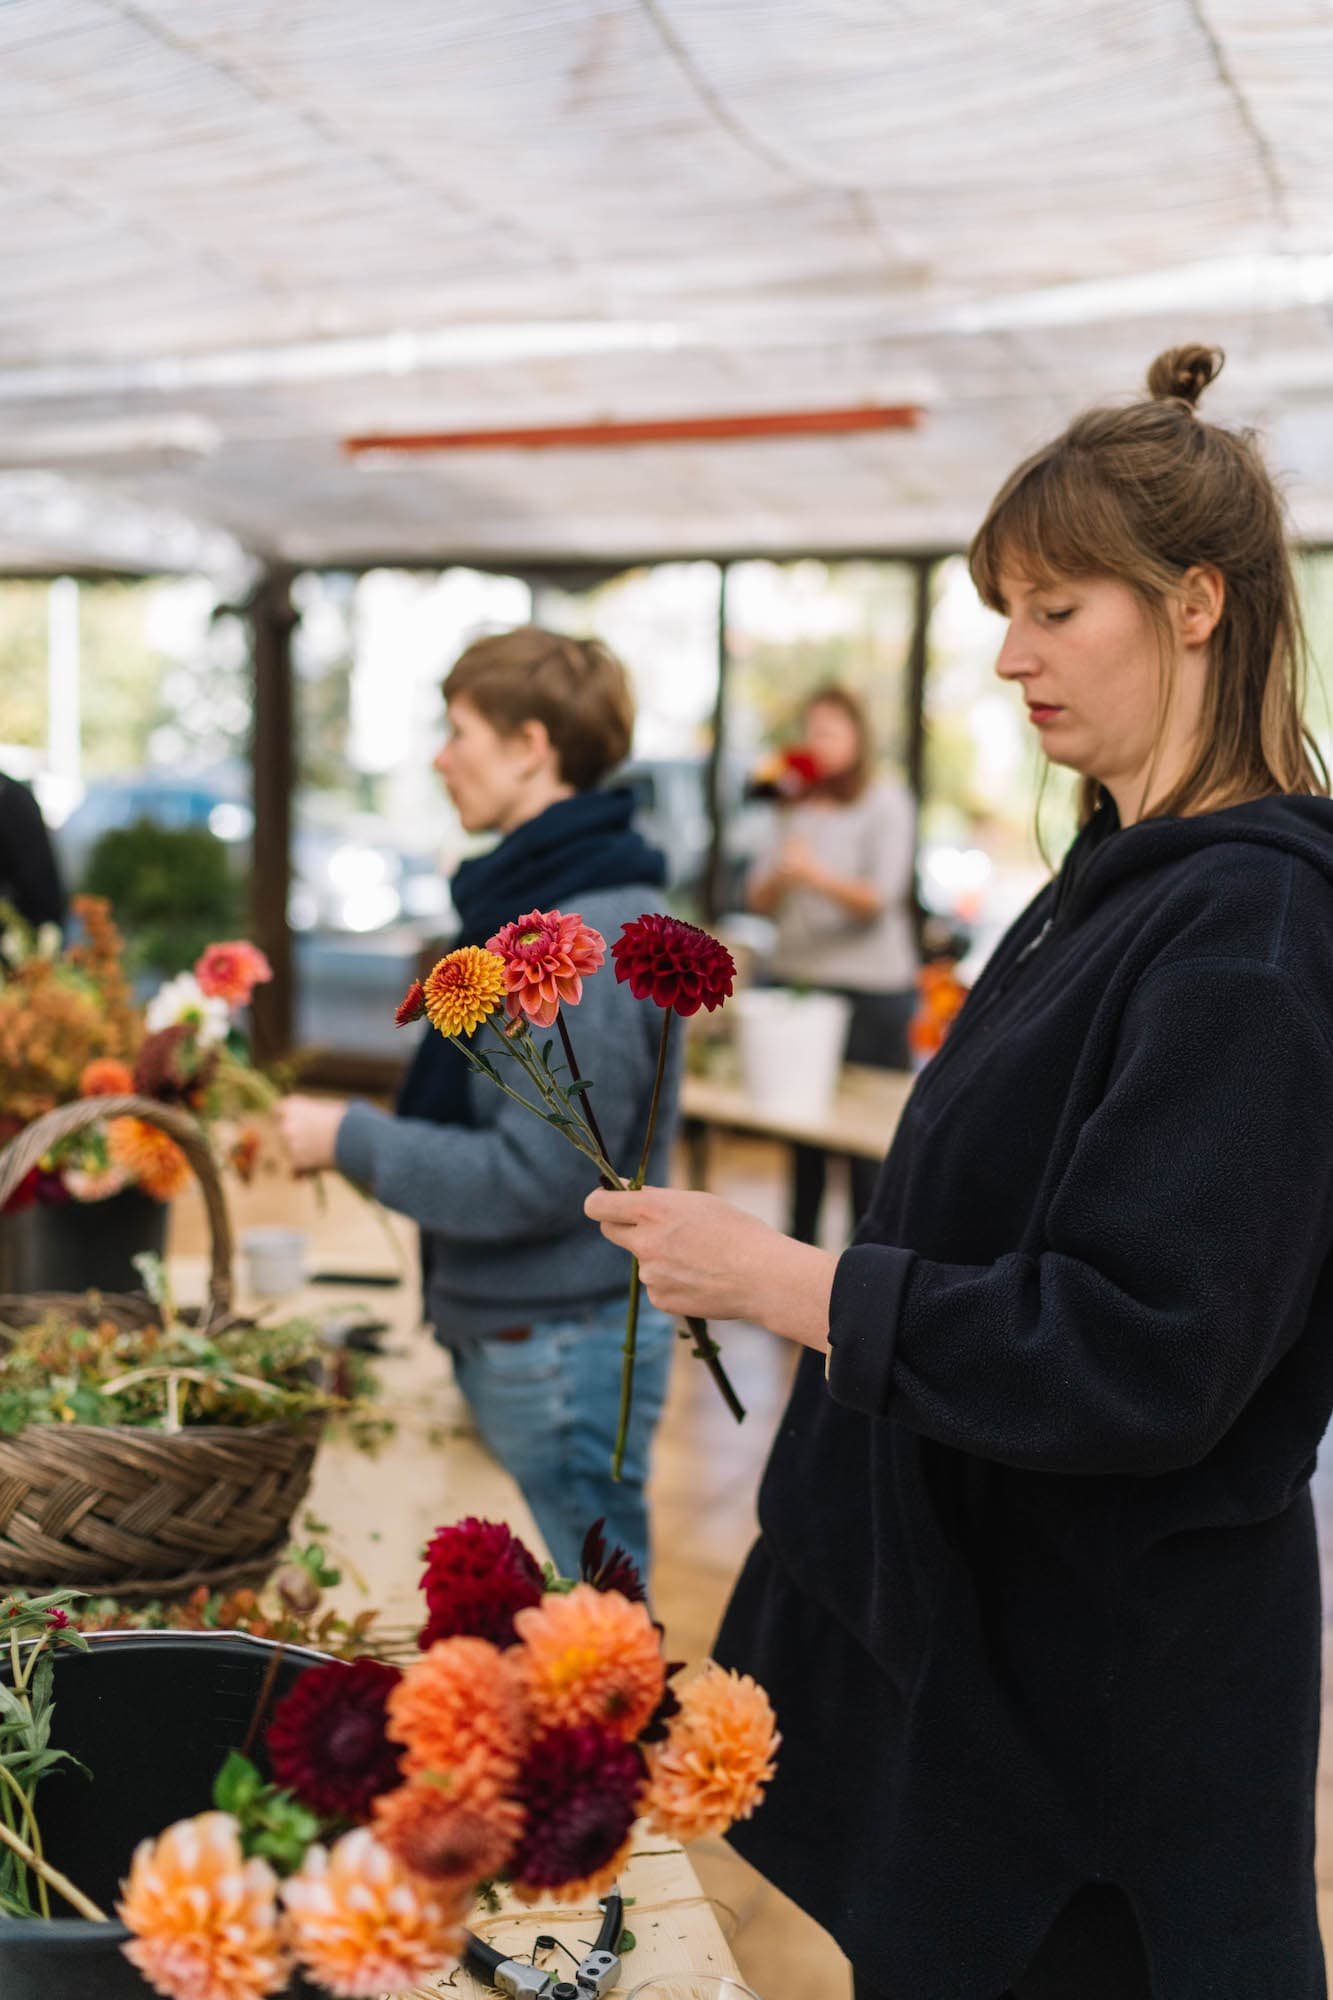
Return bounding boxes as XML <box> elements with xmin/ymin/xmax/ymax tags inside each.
<box><xmin>169</xmin><ymin>1177</ymin><xmax>744</xmax><ymax>1999</ymax></box>
<box><xmin>681</xmin><ymin>1059</ymin><xmax>915</xmax><ymax>1182</ymax></box>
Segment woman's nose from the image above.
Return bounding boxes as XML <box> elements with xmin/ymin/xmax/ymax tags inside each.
<box><xmin>995</xmin><ymin>624</ymin><xmax>1037</xmax><ymax>681</ymax></box>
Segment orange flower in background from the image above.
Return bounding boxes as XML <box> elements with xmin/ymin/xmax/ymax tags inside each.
<box><xmin>386</xmin><ymin>1636</ymin><xmax>529</xmax><ymax>1802</ymax></box>
<box><xmin>908</xmin><ymin>961</ymin><xmax>968</xmax><ymax>1061</ymax></box>
<box><xmin>79</xmin><ymin>1056</ymin><xmax>134</xmax><ymax>1098</ymax></box>
<box><xmin>228</xmin><ymin>1126</ymin><xmax>263</xmax><ymax>1184</ymax></box>
<box><xmin>421</xmin><ymin>947</ymin><xmax>506</xmax><ymax>1039</ymax></box>
<box><xmin>281</xmin><ymin>1828</ymin><xmax>466</xmax><ymax>1999</ymax></box>
<box><xmin>644</xmin><ymin>1663</ymin><xmax>780</xmax><ymax>1843</ymax></box>
<box><xmin>194</xmin><ymin>941</ymin><xmax>273</xmax><ymax>1007</ymax></box>
<box><xmin>108</xmin><ymin>1118</ymin><xmax>193</xmax><ymax>1201</ymax></box>
<box><xmin>373</xmin><ymin>1779</ymin><xmax>521</xmax><ymax>1889</ymax></box>
<box><xmin>118</xmin><ymin>1811</ymin><xmax>287</xmax><ymax>2000</ymax></box>
<box><xmin>515</xmin><ymin>1581</ymin><xmax>665</xmax><ymax>1742</ymax></box>
<box><xmin>485</xmin><ymin>909</ymin><xmax>607</xmax><ymax>1029</ymax></box>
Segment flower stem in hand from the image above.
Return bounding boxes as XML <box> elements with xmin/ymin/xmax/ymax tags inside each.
<box><xmin>611</xmin><ymin>1011</ymin><xmax>674</xmax><ymax>1482</ymax></box>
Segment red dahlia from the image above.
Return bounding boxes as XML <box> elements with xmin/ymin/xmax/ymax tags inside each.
<box><xmin>611</xmin><ymin>915</ymin><xmax>735</xmax><ymax>1017</ymax></box>
<box><xmin>509</xmin><ymin>1723</ymin><xmax>645</xmax><ymax>1893</ymax></box>
<box><xmin>419</xmin><ymin>1517</ymin><xmax>545</xmax><ymax>1650</ymax></box>
<box><xmin>395</xmin><ymin>980</ymin><xmax>426</xmax><ymax>1027</ymax></box>
<box><xmin>267</xmin><ymin>1657</ymin><xmax>403</xmax><ymax>1821</ymax></box>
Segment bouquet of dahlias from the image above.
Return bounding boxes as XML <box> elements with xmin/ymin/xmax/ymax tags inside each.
<box><xmin>396</xmin><ymin>909</ymin><xmax>746</xmax><ymax>1475</ymax></box>
<box><xmin>0</xmin><ymin>897</ymin><xmax>278</xmax><ymax>1211</ymax></box>
<box><xmin>4</xmin><ymin>1517</ymin><xmax>778</xmax><ymax>2000</ymax></box>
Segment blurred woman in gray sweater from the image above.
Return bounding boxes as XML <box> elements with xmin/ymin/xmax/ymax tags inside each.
<box><xmin>278</xmin><ymin>629</ymin><xmax>678</xmax><ymax>1583</ymax></box>
<box><xmin>748</xmin><ymin>685</ymin><xmax>918</xmax><ymax>1243</ymax></box>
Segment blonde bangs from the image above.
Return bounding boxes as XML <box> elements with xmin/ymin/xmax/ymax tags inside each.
<box><xmin>968</xmin><ymin>449</ymin><xmax>1131</xmax><ymax>613</ymax></box>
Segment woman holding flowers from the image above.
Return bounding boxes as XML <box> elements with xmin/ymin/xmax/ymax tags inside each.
<box><xmin>589</xmin><ymin>348</ymin><xmax>1333</xmax><ymax>1998</ymax></box>
<box><xmin>747</xmin><ymin>682</ymin><xmax>918</xmax><ymax>1243</ymax></box>
<box><xmin>278</xmin><ymin>628</ymin><xmax>679</xmax><ymax>1584</ymax></box>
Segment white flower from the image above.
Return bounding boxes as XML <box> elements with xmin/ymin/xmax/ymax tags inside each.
<box><xmin>145</xmin><ymin>972</ymin><xmax>231</xmax><ymax>1047</ymax></box>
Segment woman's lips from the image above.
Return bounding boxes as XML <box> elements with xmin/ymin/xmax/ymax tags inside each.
<box><xmin>1027</xmin><ymin>702</ymin><xmax>1064</xmax><ymax>726</ymax></box>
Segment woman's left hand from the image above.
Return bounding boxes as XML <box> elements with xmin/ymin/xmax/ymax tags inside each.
<box><xmin>275</xmin><ymin>1094</ymin><xmax>348</xmax><ymax>1175</ymax></box>
<box><xmin>583</xmin><ymin>1185</ymin><xmax>837</xmax><ymax>1351</ymax></box>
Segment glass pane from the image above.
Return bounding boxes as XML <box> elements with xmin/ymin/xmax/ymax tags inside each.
<box><xmin>722</xmin><ymin>559</ymin><xmax>916</xmax><ymax>916</ymax></box>
<box><xmin>920</xmin><ymin>556</ymin><xmax>1075</xmax><ymax>974</ymax></box>
<box><xmin>0</xmin><ymin>577</ymin><xmax>253</xmax><ymax>978</ymax></box>
<box><xmin>533</xmin><ymin>562</ymin><xmax>722</xmax><ymax>909</ymax></box>
<box><xmin>292</xmin><ymin>566</ymin><xmax>532</xmax><ymax>1054</ymax></box>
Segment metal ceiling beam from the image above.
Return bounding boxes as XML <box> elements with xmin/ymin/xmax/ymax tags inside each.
<box><xmin>343</xmin><ymin>405</ymin><xmax>922</xmax><ymax>456</ymax></box>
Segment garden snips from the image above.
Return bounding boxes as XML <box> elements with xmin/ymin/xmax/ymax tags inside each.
<box><xmin>462</xmin><ymin>1889</ymin><xmax>624</xmax><ymax>1997</ymax></box>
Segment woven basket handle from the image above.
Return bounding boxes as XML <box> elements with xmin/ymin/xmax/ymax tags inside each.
<box><xmin>0</xmin><ymin>1095</ymin><xmax>233</xmax><ymax>1327</ymax></box>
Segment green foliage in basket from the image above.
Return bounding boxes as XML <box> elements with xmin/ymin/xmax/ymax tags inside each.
<box><xmin>0</xmin><ymin>1589</ymin><xmax>90</xmax><ymax>1919</ymax></box>
<box><xmin>0</xmin><ymin>1305</ymin><xmax>387</xmax><ymax>1442</ymax></box>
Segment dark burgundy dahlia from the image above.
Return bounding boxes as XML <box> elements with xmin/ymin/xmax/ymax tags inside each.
<box><xmin>509</xmin><ymin>1723</ymin><xmax>645</xmax><ymax>1892</ymax></box>
<box><xmin>266</xmin><ymin>1657</ymin><xmax>402</xmax><ymax>1821</ymax></box>
<box><xmin>579</xmin><ymin>1518</ymin><xmax>646</xmax><ymax>1603</ymax></box>
<box><xmin>418</xmin><ymin>1516</ymin><xmax>545</xmax><ymax>1650</ymax></box>
<box><xmin>611</xmin><ymin>915</ymin><xmax>735</xmax><ymax>1017</ymax></box>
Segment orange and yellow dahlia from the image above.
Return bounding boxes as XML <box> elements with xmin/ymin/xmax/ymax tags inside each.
<box><xmin>643</xmin><ymin>1662</ymin><xmax>780</xmax><ymax>1842</ymax></box>
<box><xmin>107</xmin><ymin>1117</ymin><xmax>193</xmax><ymax>1201</ymax></box>
<box><xmin>421</xmin><ymin>947</ymin><xmax>506</xmax><ymax>1039</ymax></box>
<box><xmin>117</xmin><ymin>1811</ymin><xmax>287</xmax><ymax>2000</ymax></box>
<box><xmin>281</xmin><ymin>1828</ymin><xmax>466</xmax><ymax>1998</ymax></box>
<box><xmin>514</xmin><ymin>1582</ymin><xmax>665</xmax><ymax>1742</ymax></box>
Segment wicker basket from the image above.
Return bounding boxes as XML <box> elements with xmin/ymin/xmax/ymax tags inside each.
<box><xmin>0</xmin><ymin>1096</ymin><xmax>321</xmax><ymax>1598</ymax></box>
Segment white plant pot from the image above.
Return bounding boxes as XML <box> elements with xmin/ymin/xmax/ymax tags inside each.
<box><xmin>734</xmin><ymin>987</ymin><xmax>851</xmax><ymax>1124</ymax></box>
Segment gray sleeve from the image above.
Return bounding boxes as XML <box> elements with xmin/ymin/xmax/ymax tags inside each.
<box><xmin>862</xmin><ymin>782</ymin><xmax>917</xmax><ymax>908</ymax></box>
<box><xmin>335</xmin><ymin>965</ymin><xmax>662</xmax><ymax>1245</ymax></box>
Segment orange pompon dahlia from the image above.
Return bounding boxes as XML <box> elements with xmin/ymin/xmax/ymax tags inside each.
<box><xmin>386</xmin><ymin>1636</ymin><xmax>529</xmax><ymax>1802</ymax></box>
<box><xmin>107</xmin><ymin>1117</ymin><xmax>193</xmax><ymax>1201</ymax></box>
<box><xmin>281</xmin><ymin>1828</ymin><xmax>467</xmax><ymax>1999</ymax></box>
<box><xmin>373</xmin><ymin>1778</ymin><xmax>522</xmax><ymax>1889</ymax></box>
<box><xmin>485</xmin><ymin>909</ymin><xmax>606</xmax><ymax>1029</ymax></box>
<box><xmin>79</xmin><ymin>1056</ymin><xmax>134</xmax><ymax>1098</ymax></box>
<box><xmin>514</xmin><ymin>1582</ymin><xmax>665</xmax><ymax>1742</ymax></box>
<box><xmin>118</xmin><ymin>1810</ymin><xmax>288</xmax><ymax>2000</ymax></box>
<box><xmin>421</xmin><ymin>947</ymin><xmax>506</xmax><ymax>1039</ymax></box>
<box><xmin>643</xmin><ymin>1663</ymin><xmax>780</xmax><ymax>1843</ymax></box>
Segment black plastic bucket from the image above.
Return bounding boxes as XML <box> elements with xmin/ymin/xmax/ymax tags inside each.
<box><xmin>0</xmin><ymin>1631</ymin><xmax>331</xmax><ymax>1999</ymax></box>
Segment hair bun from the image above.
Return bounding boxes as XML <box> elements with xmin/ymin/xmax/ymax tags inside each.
<box><xmin>1146</xmin><ymin>344</ymin><xmax>1224</xmax><ymax>409</ymax></box>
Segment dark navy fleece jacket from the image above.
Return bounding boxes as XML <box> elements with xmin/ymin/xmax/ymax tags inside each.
<box><xmin>716</xmin><ymin>795</ymin><xmax>1333</xmax><ymax>2000</ymax></box>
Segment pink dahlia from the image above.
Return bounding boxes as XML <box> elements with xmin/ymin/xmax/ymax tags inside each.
<box><xmin>195</xmin><ymin>940</ymin><xmax>273</xmax><ymax>1007</ymax></box>
<box><xmin>611</xmin><ymin>915</ymin><xmax>735</xmax><ymax>1017</ymax></box>
<box><xmin>266</xmin><ymin>1658</ymin><xmax>403</xmax><ymax>1822</ymax></box>
<box><xmin>419</xmin><ymin>1517</ymin><xmax>545</xmax><ymax>1651</ymax></box>
<box><xmin>485</xmin><ymin>908</ymin><xmax>606</xmax><ymax>1029</ymax></box>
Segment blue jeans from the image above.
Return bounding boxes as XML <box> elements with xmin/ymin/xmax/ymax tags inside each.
<box><xmin>447</xmin><ymin>1294</ymin><xmax>675</xmax><ymax>1586</ymax></box>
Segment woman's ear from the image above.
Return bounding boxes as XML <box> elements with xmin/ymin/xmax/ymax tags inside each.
<box><xmin>1177</xmin><ymin>564</ymin><xmax>1225</xmax><ymax>648</ymax></box>
<box><xmin>516</xmin><ymin>716</ymin><xmax>559</xmax><ymax>778</ymax></box>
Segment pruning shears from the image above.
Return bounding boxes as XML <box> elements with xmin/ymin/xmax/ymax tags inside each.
<box><xmin>462</xmin><ymin>1889</ymin><xmax>625</xmax><ymax>1997</ymax></box>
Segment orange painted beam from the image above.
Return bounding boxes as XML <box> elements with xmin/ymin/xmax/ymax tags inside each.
<box><xmin>343</xmin><ymin>404</ymin><xmax>922</xmax><ymax>455</ymax></box>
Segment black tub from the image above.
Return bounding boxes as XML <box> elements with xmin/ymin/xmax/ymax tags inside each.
<box><xmin>0</xmin><ymin>1630</ymin><xmax>330</xmax><ymax>2000</ymax></box>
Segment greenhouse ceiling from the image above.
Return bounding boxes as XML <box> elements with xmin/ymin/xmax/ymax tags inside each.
<box><xmin>4</xmin><ymin>1</ymin><xmax>1333</xmax><ymax>576</ymax></box>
